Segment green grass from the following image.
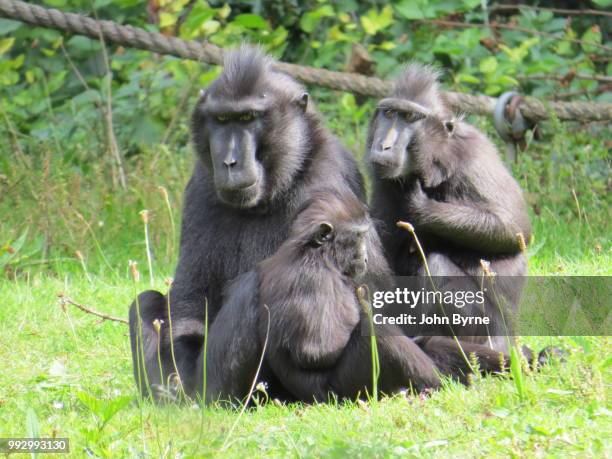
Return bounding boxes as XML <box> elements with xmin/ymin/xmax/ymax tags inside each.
<box><xmin>1</xmin><ymin>93</ymin><xmax>610</xmax><ymax>457</ymax></box>
<box><xmin>0</xmin><ymin>275</ymin><xmax>610</xmax><ymax>457</ymax></box>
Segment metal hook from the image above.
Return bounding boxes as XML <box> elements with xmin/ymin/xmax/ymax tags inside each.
<box><xmin>493</xmin><ymin>91</ymin><xmax>533</xmax><ymax>163</ymax></box>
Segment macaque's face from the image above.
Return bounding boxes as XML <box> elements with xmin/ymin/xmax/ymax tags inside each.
<box><xmin>368</xmin><ymin>98</ymin><xmax>429</xmax><ymax>179</ymax></box>
<box><xmin>192</xmin><ymin>77</ymin><xmax>309</xmax><ymax>209</ymax></box>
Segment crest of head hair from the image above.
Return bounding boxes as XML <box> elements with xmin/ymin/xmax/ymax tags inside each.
<box><xmin>394</xmin><ymin>63</ymin><xmax>444</xmax><ymax>109</ymax></box>
<box><xmin>218</xmin><ymin>45</ymin><xmax>272</xmax><ymax>98</ymax></box>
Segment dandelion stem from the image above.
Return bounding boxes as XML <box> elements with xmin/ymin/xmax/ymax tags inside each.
<box><xmin>140</xmin><ymin>210</ymin><xmax>154</xmax><ymax>287</ymax></box>
<box><xmin>396</xmin><ymin>220</ymin><xmax>476</xmax><ymax>374</ymax></box>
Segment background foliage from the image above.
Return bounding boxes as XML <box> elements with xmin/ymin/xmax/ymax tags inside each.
<box><xmin>0</xmin><ymin>0</ymin><xmax>610</xmax><ymax>277</ymax></box>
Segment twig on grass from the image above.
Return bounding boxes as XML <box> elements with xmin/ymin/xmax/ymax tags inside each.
<box><xmin>58</xmin><ymin>292</ymin><xmax>128</xmax><ymax>324</ymax></box>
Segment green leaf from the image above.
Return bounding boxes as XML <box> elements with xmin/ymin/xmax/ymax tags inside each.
<box><xmin>159</xmin><ymin>12</ymin><xmax>177</xmax><ymax>29</ymax></box>
<box><xmin>361</xmin><ymin>16</ymin><xmax>376</xmax><ymax>36</ymax></box>
<box><xmin>510</xmin><ymin>346</ymin><xmax>526</xmax><ymax>401</ymax></box>
<box><xmin>73</xmin><ymin>89</ymin><xmax>101</xmax><ymax>106</ymax></box>
<box><xmin>526</xmin><ymin>425</ymin><xmax>552</xmax><ymax>436</ymax></box>
<box><xmin>592</xmin><ymin>0</ymin><xmax>612</xmax><ymax>7</ymax></box>
<box><xmin>479</xmin><ymin>56</ymin><xmax>497</xmax><ymax>74</ymax></box>
<box><xmin>233</xmin><ymin>14</ymin><xmax>268</xmax><ymax>30</ymax></box>
<box><xmin>100</xmin><ymin>396</ymin><xmax>132</xmax><ymax>427</ymax></box>
<box><xmin>217</xmin><ymin>4</ymin><xmax>231</xmax><ymax>19</ymax></box>
<box><xmin>300</xmin><ymin>6</ymin><xmax>334</xmax><ymax>33</ymax></box>
<box><xmin>0</xmin><ymin>37</ymin><xmax>14</xmax><ymax>55</ymax></box>
<box><xmin>0</xmin><ymin>19</ymin><xmax>21</xmax><ymax>35</ymax></box>
<box><xmin>581</xmin><ymin>26</ymin><xmax>602</xmax><ymax>54</ymax></box>
<box><xmin>94</xmin><ymin>0</ymin><xmax>114</xmax><ymax>7</ymax></box>
<box><xmin>340</xmin><ymin>93</ymin><xmax>356</xmax><ymax>112</ymax></box>
<box><xmin>26</xmin><ymin>407</ymin><xmax>40</xmax><ymax>439</ymax></box>
<box><xmin>457</xmin><ymin>73</ymin><xmax>480</xmax><ymax>84</ymax></box>
<box><xmin>133</xmin><ymin>116</ymin><xmax>165</xmax><ymax>146</ymax></box>
<box><xmin>201</xmin><ymin>20</ymin><xmax>220</xmax><ymax>36</ymax></box>
<box><xmin>360</xmin><ymin>6</ymin><xmax>394</xmax><ymax>36</ymax></box>
<box><xmin>495</xmin><ymin>75</ymin><xmax>519</xmax><ymax>87</ymax></box>
<box><xmin>490</xmin><ymin>408</ymin><xmax>510</xmax><ymax>418</ymax></box>
<box><xmin>180</xmin><ymin>4</ymin><xmax>216</xmax><ymax>38</ymax></box>
<box><xmin>0</xmin><ymin>228</ymin><xmax>28</xmax><ymax>268</ymax></box>
<box><xmin>462</xmin><ymin>0</ymin><xmax>481</xmax><ymax>8</ymax></box>
<box><xmin>0</xmin><ymin>70</ymin><xmax>18</xmax><ymax>86</ymax></box>
<box><xmin>48</xmin><ymin>70</ymin><xmax>67</xmax><ymax>93</ymax></box>
<box><xmin>43</xmin><ymin>0</ymin><xmax>67</xmax><ymax>6</ymax></box>
<box><xmin>67</xmin><ymin>35</ymin><xmax>101</xmax><ymax>53</ymax></box>
<box><xmin>395</xmin><ymin>1</ymin><xmax>425</xmax><ymax>19</ymax></box>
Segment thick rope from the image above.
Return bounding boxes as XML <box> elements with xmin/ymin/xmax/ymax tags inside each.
<box><xmin>1</xmin><ymin>0</ymin><xmax>610</xmax><ymax>122</ymax></box>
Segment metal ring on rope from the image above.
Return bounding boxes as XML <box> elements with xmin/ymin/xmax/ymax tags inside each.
<box><xmin>494</xmin><ymin>91</ymin><xmax>534</xmax><ymax>162</ymax></box>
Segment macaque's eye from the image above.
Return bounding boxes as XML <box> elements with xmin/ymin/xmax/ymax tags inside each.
<box><xmin>403</xmin><ymin>111</ymin><xmax>425</xmax><ymax>123</ymax></box>
<box><xmin>383</xmin><ymin>109</ymin><xmax>394</xmax><ymax>119</ymax></box>
<box><xmin>216</xmin><ymin>114</ymin><xmax>229</xmax><ymax>123</ymax></box>
<box><xmin>312</xmin><ymin>222</ymin><xmax>334</xmax><ymax>247</ymax></box>
<box><xmin>239</xmin><ymin>112</ymin><xmax>255</xmax><ymax>122</ymax></box>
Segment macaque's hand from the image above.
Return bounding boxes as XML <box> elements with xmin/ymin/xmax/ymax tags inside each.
<box><xmin>409</xmin><ymin>179</ymin><xmax>429</xmax><ymax>213</ymax></box>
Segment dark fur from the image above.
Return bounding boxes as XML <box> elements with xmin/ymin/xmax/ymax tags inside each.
<box><xmin>199</xmin><ymin>190</ymin><xmax>512</xmax><ymax>404</ymax></box>
<box><xmin>129</xmin><ymin>46</ymin><xmax>364</xmax><ymax>399</ymax></box>
<box><xmin>367</xmin><ymin>64</ymin><xmax>531</xmax><ymax>353</ymax></box>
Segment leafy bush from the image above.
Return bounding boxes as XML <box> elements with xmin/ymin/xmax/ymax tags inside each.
<box><xmin>0</xmin><ymin>1</ymin><xmax>609</xmax><ymax>277</ymax></box>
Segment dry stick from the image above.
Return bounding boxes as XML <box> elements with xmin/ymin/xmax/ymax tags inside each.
<box><xmin>518</xmin><ymin>74</ymin><xmax>612</xmax><ymax>84</ymax></box>
<box><xmin>140</xmin><ymin>210</ymin><xmax>154</xmax><ymax>287</ymax></box>
<box><xmin>158</xmin><ymin>186</ymin><xmax>176</xmax><ymax>260</ymax></box>
<box><xmin>396</xmin><ymin>220</ymin><xmax>477</xmax><ymax>375</ymax></box>
<box><xmin>59</xmin><ymin>40</ymin><xmax>106</xmax><ymax>148</ymax></box>
<box><xmin>58</xmin><ymin>293</ymin><xmax>128</xmax><ymax>324</ymax></box>
<box><xmin>0</xmin><ymin>102</ymin><xmax>27</xmax><ymax>165</ymax></box>
<box><xmin>131</xmin><ymin>270</ymin><xmax>153</xmax><ymax>452</ymax></box>
<box><xmin>220</xmin><ymin>304</ymin><xmax>271</xmax><ymax>453</ymax></box>
<box><xmin>554</xmin><ymin>84</ymin><xmax>612</xmax><ymax>100</ymax></box>
<box><xmin>478</xmin><ymin>257</ymin><xmax>520</xmax><ymax>371</ymax></box>
<box><xmin>92</xmin><ymin>7</ymin><xmax>127</xmax><ymax>190</ymax></box>
<box><xmin>74</xmin><ymin>211</ymin><xmax>116</xmax><ymax>275</ymax></box>
<box><xmin>197</xmin><ymin>298</ymin><xmax>209</xmax><ymax>448</ymax></box>
<box><xmin>75</xmin><ymin>250</ymin><xmax>93</xmax><ymax>283</ymax></box>
<box><xmin>130</xmin><ymin>260</ymin><xmax>154</xmax><ymax>399</ymax></box>
<box><xmin>478</xmin><ymin>259</ymin><xmax>497</xmax><ymax>351</ymax></box>
<box><xmin>164</xmin><ymin>282</ymin><xmax>184</xmax><ymax>401</ymax></box>
<box><xmin>571</xmin><ymin>189</ymin><xmax>583</xmax><ymax>224</ymax></box>
<box><xmin>0</xmin><ymin>105</ymin><xmax>40</xmax><ymax>203</ymax></box>
<box><xmin>153</xmin><ymin>318</ymin><xmax>165</xmax><ymax>395</ymax></box>
<box><xmin>418</xmin><ymin>18</ymin><xmax>612</xmax><ymax>53</ymax></box>
<box><xmin>161</xmin><ymin>75</ymin><xmax>198</xmax><ymax>145</ymax></box>
<box><xmin>490</xmin><ymin>3</ymin><xmax>612</xmax><ymax>18</ymax></box>
<box><xmin>60</xmin><ymin>276</ymin><xmax>80</xmax><ymax>345</ymax></box>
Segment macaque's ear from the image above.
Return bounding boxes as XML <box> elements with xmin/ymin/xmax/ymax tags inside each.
<box><xmin>312</xmin><ymin>222</ymin><xmax>334</xmax><ymax>246</ymax></box>
<box><xmin>199</xmin><ymin>88</ymin><xmax>208</xmax><ymax>101</ymax></box>
<box><xmin>297</xmin><ymin>92</ymin><xmax>309</xmax><ymax>112</ymax></box>
<box><xmin>444</xmin><ymin>119</ymin><xmax>455</xmax><ymax>136</ymax></box>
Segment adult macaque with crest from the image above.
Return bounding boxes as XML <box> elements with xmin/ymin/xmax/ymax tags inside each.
<box><xmin>128</xmin><ymin>46</ymin><xmax>364</xmax><ymax>400</ymax></box>
<box><xmin>367</xmin><ymin>64</ymin><xmax>531</xmax><ymax>354</ymax></box>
